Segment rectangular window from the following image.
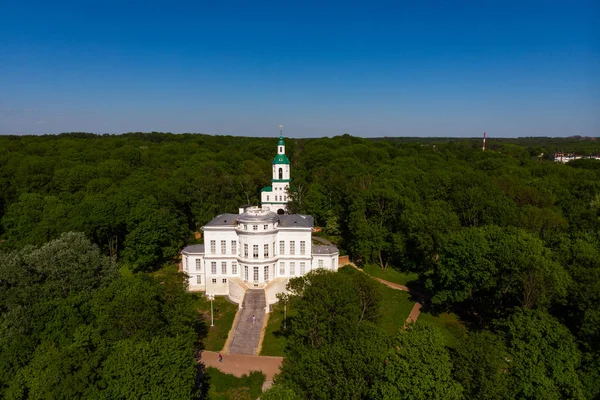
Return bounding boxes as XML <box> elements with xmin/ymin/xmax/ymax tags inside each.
<box><xmin>244</xmin><ymin>224</ymin><xmax>247</xmax><ymax>230</ymax></box>
<box><xmin>253</xmin><ymin>245</ymin><xmax>259</xmax><ymax>258</ymax></box>
<box><xmin>263</xmin><ymin>224</ymin><xmax>268</xmax><ymax>230</ymax></box>
<box><xmin>290</xmin><ymin>262</ymin><xmax>295</xmax><ymax>276</ymax></box>
<box><xmin>195</xmin><ymin>259</ymin><xmax>201</xmax><ymax>271</ymax></box>
<box><xmin>244</xmin><ymin>244</ymin><xmax>248</xmax><ymax>257</ymax></box>
<box><xmin>279</xmin><ymin>241</ymin><xmax>285</xmax><ymax>255</ymax></box>
<box><xmin>211</xmin><ymin>262</ymin><xmax>217</xmax><ymax>274</ymax></box>
<box><xmin>196</xmin><ymin>275</ymin><xmax>201</xmax><ymax>284</ymax></box>
<box><xmin>232</xmin><ymin>262</ymin><xmax>237</xmax><ymax>275</ymax></box>
<box><xmin>279</xmin><ymin>262</ymin><xmax>285</xmax><ymax>275</ymax></box>
<box><xmin>222</xmin><ymin>278</ymin><xmax>227</xmax><ymax>284</ymax></box>
<box><xmin>300</xmin><ymin>241</ymin><xmax>306</xmax><ymax>255</ymax></box>
<box><xmin>231</xmin><ymin>240</ymin><xmax>237</xmax><ymax>254</ymax></box>
<box><xmin>244</xmin><ymin>265</ymin><xmax>248</xmax><ymax>281</ymax></box>
<box><xmin>267</xmin><ymin>195</ymin><xmax>269</xmax><ymax>201</ymax></box>
<box><xmin>264</xmin><ymin>244</ymin><xmax>269</xmax><ymax>258</ymax></box>
<box><xmin>300</xmin><ymin>262</ymin><xmax>306</xmax><ymax>275</ymax></box>
<box><xmin>221</xmin><ymin>240</ymin><xmax>226</xmax><ymax>254</ymax></box>
<box><xmin>318</xmin><ymin>259</ymin><xmax>324</xmax><ymax>268</ymax></box>
<box><xmin>264</xmin><ymin>265</ymin><xmax>269</xmax><ymax>281</ymax></box>
<box><xmin>212</xmin><ymin>278</ymin><xmax>217</xmax><ymax>284</ymax></box>
<box><xmin>253</xmin><ymin>266</ymin><xmax>259</xmax><ymax>282</ymax></box>
<box><xmin>253</xmin><ymin>225</ymin><xmax>258</xmax><ymax>231</ymax></box>
<box><xmin>210</xmin><ymin>240</ymin><xmax>216</xmax><ymax>254</ymax></box>
<box><xmin>290</xmin><ymin>241</ymin><xmax>295</xmax><ymax>255</ymax></box>
<box><xmin>221</xmin><ymin>261</ymin><xmax>227</xmax><ymax>274</ymax></box>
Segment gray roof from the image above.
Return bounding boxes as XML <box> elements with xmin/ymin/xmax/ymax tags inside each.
<box><xmin>204</xmin><ymin>213</ymin><xmax>239</xmax><ymax>227</ymax></box>
<box><xmin>312</xmin><ymin>244</ymin><xmax>338</xmax><ymax>255</ymax></box>
<box><xmin>182</xmin><ymin>244</ymin><xmax>205</xmax><ymax>254</ymax></box>
<box><xmin>279</xmin><ymin>214</ymin><xmax>314</xmax><ymax>228</ymax></box>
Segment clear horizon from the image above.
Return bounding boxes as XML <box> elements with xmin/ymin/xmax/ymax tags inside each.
<box><xmin>1</xmin><ymin>1</ymin><xmax>598</xmax><ymax>137</ymax></box>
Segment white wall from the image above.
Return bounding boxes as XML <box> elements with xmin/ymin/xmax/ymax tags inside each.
<box><xmin>264</xmin><ymin>278</ymin><xmax>289</xmax><ymax>306</ymax></box>
<box><xmin>312</xmin><ymin>254</ymin><xmax>339</xmax><ymax>271</ymax></box>
<box><xmin>228</xmin><ymin>278</ymin><xmax>247</xmax><ymax>305</ymax></box>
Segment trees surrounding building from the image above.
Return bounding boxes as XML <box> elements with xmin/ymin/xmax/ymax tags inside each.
<box><xmin>1</xmin><ymin>132</ymin><xmax>599</xmax><ymax>398</ymax></box>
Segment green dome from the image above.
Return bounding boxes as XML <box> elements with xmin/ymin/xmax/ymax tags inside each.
<box><xmin>273</xmin><ymin>154</ymin><xmax>290</xmax><ymax>165</ymax></box>
<box><xmin>278</xmin><ymin>135</ymin><xmax>285</xmax><ymax>146</ymax></box>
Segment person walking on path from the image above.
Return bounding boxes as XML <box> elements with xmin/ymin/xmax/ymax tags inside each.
<box><xmin>218</xmin><ymin>353</ymin><xmax>223</xmax><ymax>363</ymax></box>
<box><xmin>252</xmin><ymin>314</ymin><xmax>256</xmax><ymax>324</ymax></box>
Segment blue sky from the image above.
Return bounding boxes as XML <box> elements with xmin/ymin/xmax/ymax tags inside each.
<box><xmin>1</xmin><ymin>0</ymin><xmax>598</xmax><ymax>137</ymax></box>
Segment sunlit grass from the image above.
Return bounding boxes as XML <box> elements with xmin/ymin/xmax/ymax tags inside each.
<box><xmin>205</xmin><ymin>367</ymin><xmax>265</xmax><ymax>400</ymax></box>
<box><xmin>362</xmin><ymin>263</ymin><xmax>419</xmax><ymax>287</ymax></box>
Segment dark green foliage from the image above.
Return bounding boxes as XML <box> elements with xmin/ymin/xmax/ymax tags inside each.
<box><xmin>495</xmin><ymin>309</ymin><xmax>585</xmax><ymax>400</ymax></box>
<box><xmin>0</xmin><ymin>232</ymin><xmax>204</xmax><ymax>399</ymax></box>
<box><xmin>453</xmin><ymin>331</ymin><xmax>509</xmax><ymax>400</ymax></box>
<box><xmin>1</xmin><ymin>133</ymin><xmax>599</xmax><ymax>398</ymax></box>
<box><xmin>275</xmin><ymin>269</ymin><xmax>388</xmax><ymax>399</ymax></box>
<box><xmin>370</xmin><ymin>322</ymin><xmax>463</xmax><ymax>400</ymax></box>
<box><xmin>428</xmin><ymin>226</ymin><xmax>570</xmax><ymax>321</ymax></box>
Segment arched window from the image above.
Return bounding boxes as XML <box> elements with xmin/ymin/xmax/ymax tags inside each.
<box><xmin>279</xmin><ymin>146</ymin><xmax>282</xmax><ymax>152</ymax></box>
<box><xmin>278</xmin><ymin>168</ymin><xmax>283</xmax><ymax>179</ymax></box>
<box><xmin>266</xmin><ymin>195</ymin><xmax>269</xmax><ymax>201</ymax></box>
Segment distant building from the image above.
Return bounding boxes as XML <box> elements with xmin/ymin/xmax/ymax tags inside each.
<box><xmin>181</xmin><ymin>131</ymin><xmax>339</xmax><ymax>305</ymax></box>
<box><xmin>553</xmin><ymin>152</ymin><xmax>600</xmax><ymax>163</ymax></box>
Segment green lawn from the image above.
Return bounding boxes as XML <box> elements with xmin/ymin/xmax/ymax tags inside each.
<box><xmin>192</xmin><ymin>294</ymin><xmax>238</xmax><ymax>351</ymax></box>
<box><xmin>205</xmin><ymin>367</ymin><xmax>265</xmax><ymax>400</ymax></box>
<box><xmin>362</xmin><ymin>264</ymin><xmax>419</xmax><ymax>287</ymax></box>
<box><xmin>418</xmin><ymin>312</ymin><xmax>466</xmax><ymax>348</ymax></box>
<box><xmin>260</xmin><ymin>303</ymin><xmax>296</xmax><ymax>356</ymax></box>
<box><xmin>377</xmin><ymin>284</ymin><xmax>416</xmax><ymax>337</ymax></box>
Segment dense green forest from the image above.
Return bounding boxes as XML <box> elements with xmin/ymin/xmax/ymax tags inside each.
<box><xmin>1</xmin><ymin>132</ymin><xmax>599</xmax><ymax>399</ymax></box>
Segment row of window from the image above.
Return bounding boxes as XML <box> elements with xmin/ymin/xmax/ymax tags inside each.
<box><xmin>205</xmin><ymin>261</ymin><xmax>238</xmax><ymax>275</ymax></box>
<box><xmin>209</xmin><ymin>240</ymin><xmax>308</xmax><ymax>257</ymax></box>
<box><xmin>265</xmin><ymin>195</ymin><xmax>286</xmax><ymax>202</ymax></box>
<box><xmin>192</xmin><ymin>259</ymin><xmax>328</xmax><ymax>285</ymax></box>
<box><xmin>194</xmin><ymin>252</ymin><xmax>321</xmax><ymax>273</ymax></box>
<box><xmin>239</xmin><ymin>223</ymin><xmax>276</xmax><ymax>231</ymax></box>
<box><xmin>210</xmin><ymin>240</ymin><xmax>238</xmax><ymax>255</ymax></box>
<box><xmin>196</xmin><ymin>276</ymin><xmax>227</xmax><ymax>285</ymax></box>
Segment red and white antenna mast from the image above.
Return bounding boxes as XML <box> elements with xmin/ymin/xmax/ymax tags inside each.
<box><xmin>482</xmin><ymin>132</ymin><xmax>487</xmax><ymax>151</ymax></box>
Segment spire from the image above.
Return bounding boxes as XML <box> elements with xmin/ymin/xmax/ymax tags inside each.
<box><xmin>278</xmin><ymin>124</ymin><xmax>285</xmax><ymax>146</ymax></box>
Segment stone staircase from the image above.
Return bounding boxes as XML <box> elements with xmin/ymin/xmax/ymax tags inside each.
<box><xmin>228</xmin><ymin>289</ymin><xmax>266</xmax><ymax>355</ymax></box>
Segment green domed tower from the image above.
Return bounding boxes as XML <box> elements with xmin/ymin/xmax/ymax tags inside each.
<box><xmin>261</xmin><ymin>125</ymin><xmax>291</xmax><ymax>213</ymax></box>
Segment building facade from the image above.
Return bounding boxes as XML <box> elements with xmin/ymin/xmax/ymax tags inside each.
<box><xmin>181</xmin><ymin>132</ymin><xmax>338</xmax><ymax>305</ymax></box>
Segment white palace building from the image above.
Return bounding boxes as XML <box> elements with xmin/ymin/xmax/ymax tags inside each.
<box><xmin>181</xmin><ymin>131</ymin><xmax>339</xmax><ymax>305</ymax></box>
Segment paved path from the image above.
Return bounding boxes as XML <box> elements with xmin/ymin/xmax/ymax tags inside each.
<box><xmin>201</xmin><ymin>350</ymin><xmax>283</xmax><ymax>381</ymax></box>
<box><xmin>228</xmin><ymin>289</ymin><xmax>266</xmax><ymax>355</ymax></box>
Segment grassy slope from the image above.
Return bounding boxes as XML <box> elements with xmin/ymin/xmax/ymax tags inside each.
<box><xmin>205</xmin><ymin>367</ymin><xmax>265</xmax><ymax>400</ymax></box>
<box><xmin>260</xmin><ymin>303</ymin><xmax>296</xmax><ymax>356</ymax></box>
<box><xmin>362</xmin><ymin>263</ymin><xmax>419</xmax><ymax>286</ymax></box>
<box><xmin>377</xmin><ymin>285</ymin><xmax>415</xmax><ymax>336</ymax></box>
<box><xmin>193</xmin><ymin>294</ymin><xmax>238</xmax><ymax>351</ymax></box>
